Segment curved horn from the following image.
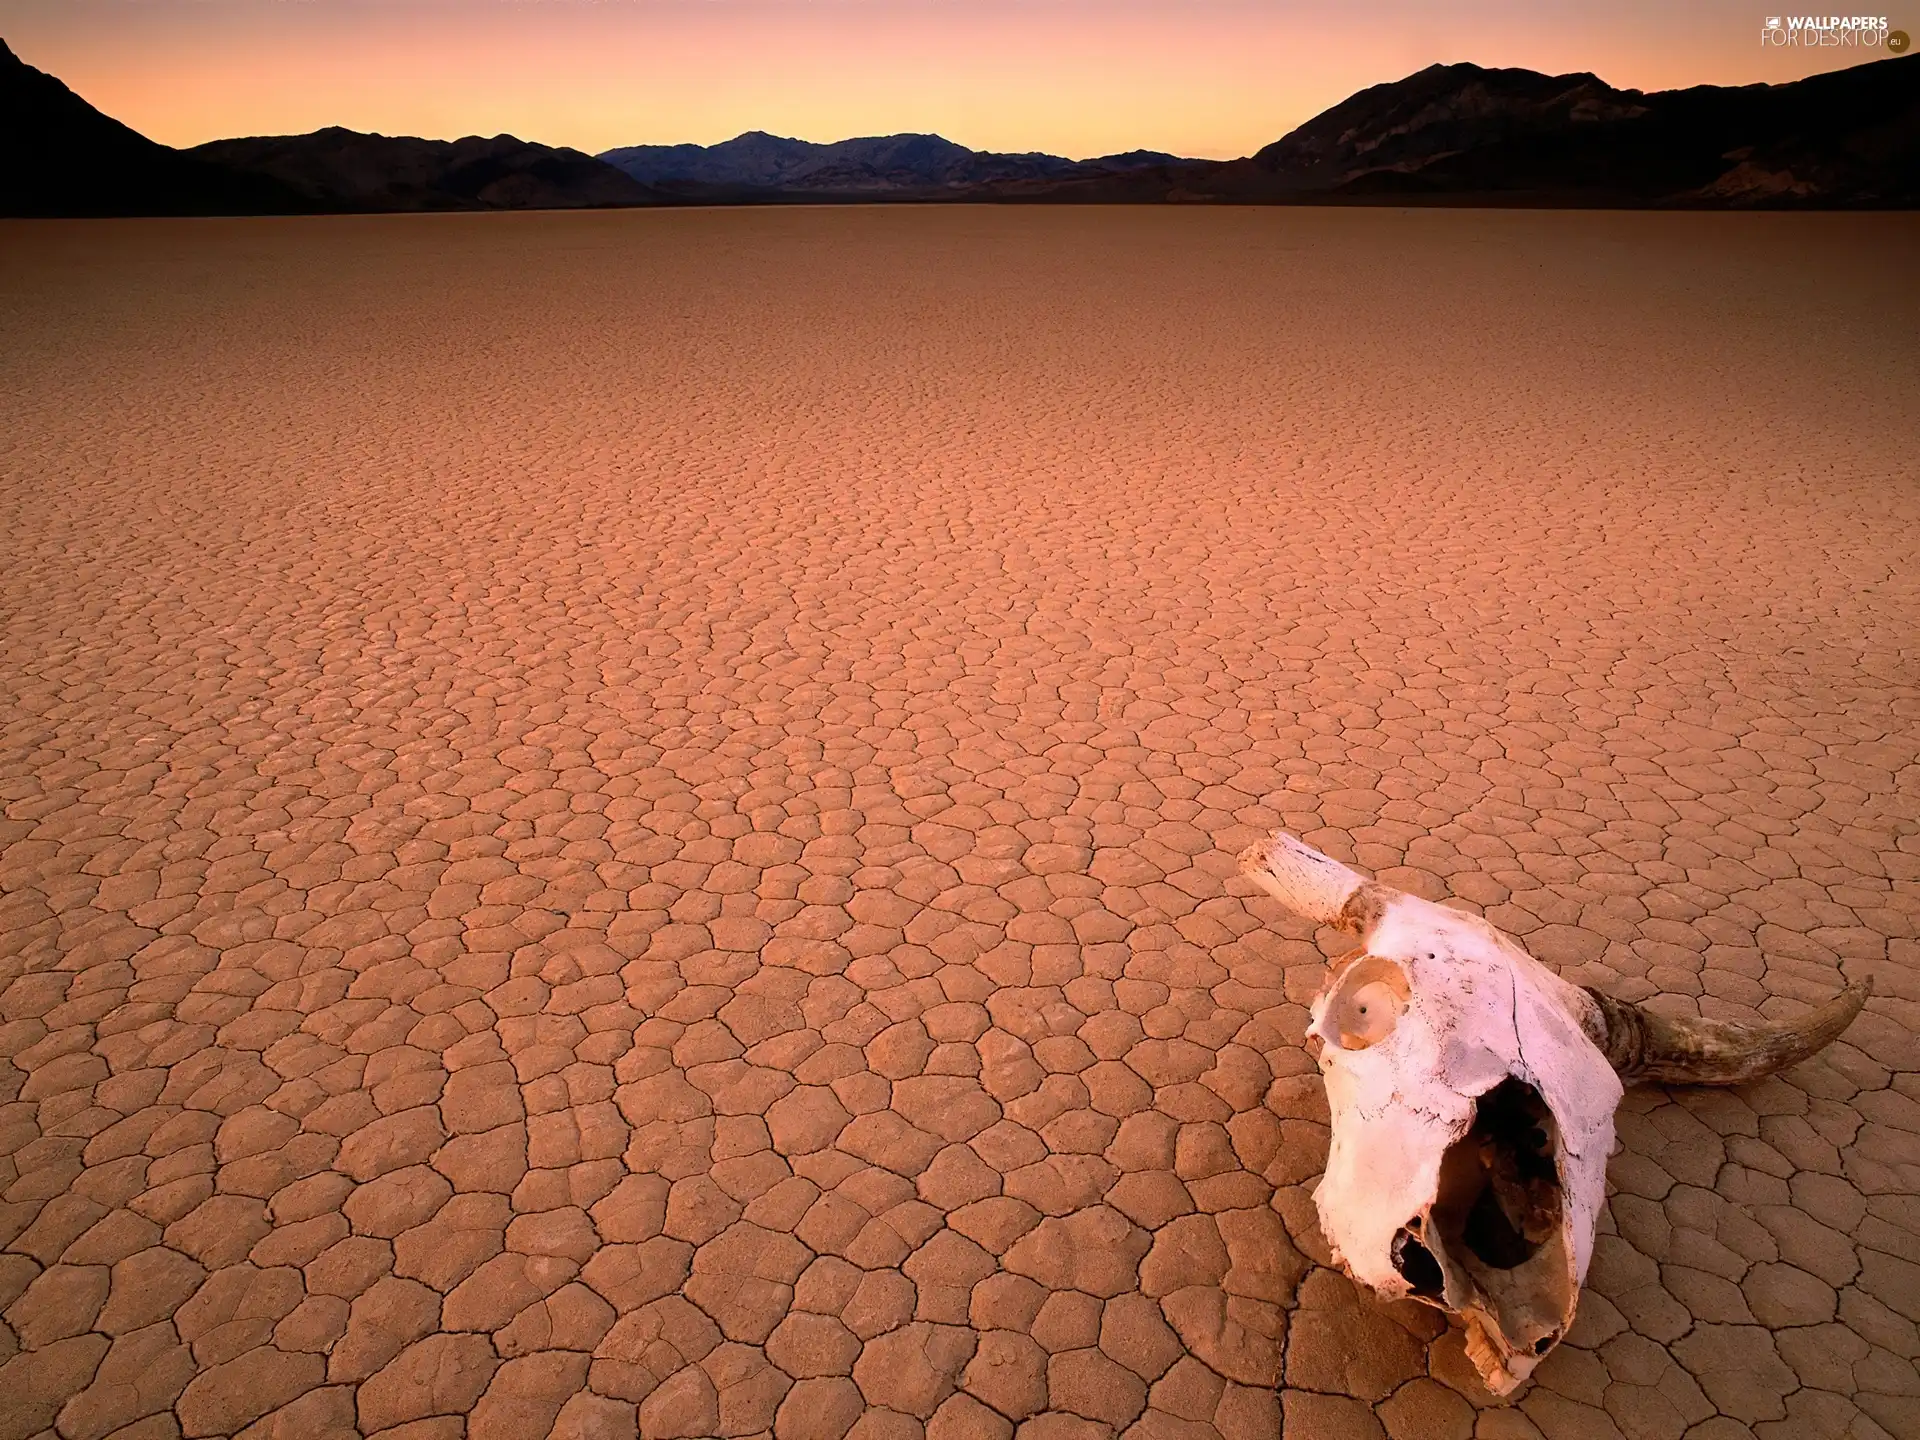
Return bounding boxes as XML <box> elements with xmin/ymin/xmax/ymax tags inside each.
<box><xmin>1583</xmin><ymin>980</ymin><xmax>1872</xmax><ymax>1086</ymax></box>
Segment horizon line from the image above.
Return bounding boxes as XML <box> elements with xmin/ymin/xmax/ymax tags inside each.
<box><xmin>10</xmin><ymin>29</ymin><xmax>1909</xmax><ymax>163</ymax></box>
<box><xmin>133</xmin><ymin>48</ymin><xmax>1914</xmax><ymax>165</ymax></box>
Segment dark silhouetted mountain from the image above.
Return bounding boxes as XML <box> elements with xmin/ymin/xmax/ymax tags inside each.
<box><xmin>1</xmin><ymin>37</ymin><xmax>310</xmax><ymax>215</ymax></box>
<box><xmin>1247</xmin><ymin>62</ymin><xmax>1652</xmax><ymax>191</ymax></box>
<box><xmin>1244</xmin><ymin>56</ymin><xmax>1918</xmax><ymax>204</ymax></box>
<box><xmin>1005</xmin><ymin>54</ymin><xmax>1918</xmax><ymax>206</ymax></box>
<box><xmin>7</xmin><ymin>32</ymin><xmax>1913</xmax><ymax>216</ymax></box>
<box><xmin>1083</xmin><ymin>150</ymin><xmax>1187</xmax><ymax>171</ymax></box>
<box><xmin>189</xmin><ymin>128</ymin><xmax>661</xmax><ymax>212</ymax></box>
<box><xmin>598</xmin><ymin>130</ymin><xmax>1194</xmax><ymax>197</ymax></box>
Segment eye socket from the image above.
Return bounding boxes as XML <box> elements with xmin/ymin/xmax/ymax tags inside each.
<box><xmin>1321</xmin><ymin>956</ymin><xmax>1411</xmax><ymax>1050</ymax></box>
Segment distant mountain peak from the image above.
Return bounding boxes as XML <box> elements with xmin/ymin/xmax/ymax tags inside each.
<box><xmin>1240</xmin><ymin>52</ymin><xmax>1915</xmax><ymax>204</ymax></box>
<box><xmin>596</xmin><ymin>128</ymin><xmax>1200</xmax><ymax>194</ymax></box>
<box><xmin>185</xmin><ymin>127</ymin><xmax>660</xmax><ymax>211</ymax></box>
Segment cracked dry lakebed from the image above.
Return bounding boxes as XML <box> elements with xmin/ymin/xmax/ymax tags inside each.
<box><xmin>1</xmin><ymin>205</ymin><xmax>1917</xmax><ymax>1440</ymax></box>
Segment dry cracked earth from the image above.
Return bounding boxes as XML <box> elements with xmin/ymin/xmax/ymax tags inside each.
<box><xmin>0</xmin><ymin>206</ymin><xmax>1916</xmax><ymax>1440</ymax></box>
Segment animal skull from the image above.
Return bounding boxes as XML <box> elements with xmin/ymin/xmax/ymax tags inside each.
<box><xmin>1239</xmin><ymin>832</ymin><xmax>1870</xmax><ymax>1395</ymax></box>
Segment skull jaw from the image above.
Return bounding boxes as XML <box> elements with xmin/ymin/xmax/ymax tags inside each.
<box><xmin>1328</xmin><ymin>1228</ymin><xmax>1570</xmax><ymax>1395</ymax></box>
<box><xmin>1325</xmin><ymin>1075</ymin><xmax>1584</xmax><ymax>1398</ymax></box>
<box><xmin>1400</xmin><ymin>1210</ymin><xmax>1575</xmax><ymax>1397</ymax></box>
<box><xmin>1463</xmin><ymin>1311</ymin><xmax>1549</xmax><ymax>1396</ymax></box>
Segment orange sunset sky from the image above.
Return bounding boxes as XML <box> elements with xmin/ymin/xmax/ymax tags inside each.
<box><xmin>1</xmin><ymin>1</ymin><xmax>1906</xmax><ymax>159</ymax></box>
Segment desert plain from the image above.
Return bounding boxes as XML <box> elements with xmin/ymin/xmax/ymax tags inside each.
<box><xmin>1</xmin><ymin>204</ymin><xmax>1917</xmax><ymax>1440</ymax></box>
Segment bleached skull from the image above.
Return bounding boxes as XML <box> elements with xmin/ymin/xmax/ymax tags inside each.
<box><xmin>1239</xmin><ymin>832</ymin><xmax>1869</xmax><ymax>1395</ymax></box>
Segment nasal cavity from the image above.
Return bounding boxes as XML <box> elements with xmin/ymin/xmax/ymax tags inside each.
<box><xmin>1392</xmin><ymin>1224</ymin><xmax>1444</xmax><ymax>1298</ymax></box>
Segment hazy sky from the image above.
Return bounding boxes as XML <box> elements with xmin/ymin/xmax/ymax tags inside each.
<box><xmin>1</xmin><ymin>1</ymin><xmax>1904</xmax><ymax>158</ymax></box>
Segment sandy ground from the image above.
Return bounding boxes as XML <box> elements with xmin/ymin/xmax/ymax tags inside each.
<box><xmin>1</xmin><ymin>205</ymin><xmax>1916</xmax><ymax>1440</ymax></box>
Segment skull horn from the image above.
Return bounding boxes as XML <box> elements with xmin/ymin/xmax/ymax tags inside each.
<box><xmin>1236</xmin><ymin>832</ymin><xmax>1394</xmax><ymax>933</ymax></box>
<box><xmin>1581</xmin><ymin>979</ymin><xmax>1872</xmax><ymax>1087</ymax></box>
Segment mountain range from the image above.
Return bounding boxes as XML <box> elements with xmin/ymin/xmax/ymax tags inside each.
<box><xmin>0</xmin><ymin>38</ymin><xmax>664</xmax><ymax>216</ymax></box>
<box><xmin>189</xmin><ymin>127</ymin><xmax>661</xmax><ymax>212</ymax></box>
<box><xmin>2</xmin><ymin>36</ymin><xmax>308</xmax><ymax>215</ymax></box>
<box><xmin>598</xmin><ymin>131</ymin><xmax>1186</xmax><ymax>198</ymax></box>
<box><xmin>3</xmin><ymin>34</ymin><xmax>1914</xmax><ymax>217</ymax></box>
<box><xmin>1184</xmin><ymin>54</ymin><xmax>1919</xmax><ymax>206</ymax></box>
